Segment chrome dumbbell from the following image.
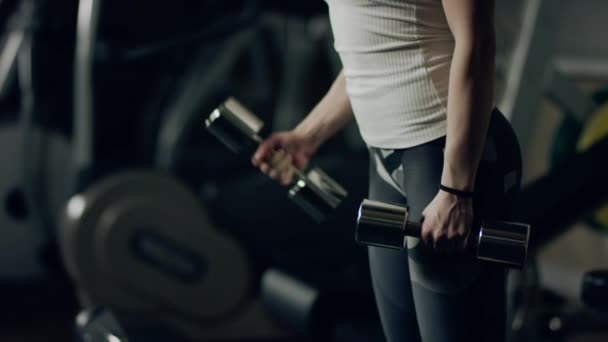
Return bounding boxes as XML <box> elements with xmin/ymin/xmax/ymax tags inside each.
<box><xmin>356</xmin><ymin>199</ymin><xmax>531</xmax><ymax>268</ymax></box>
<box><xmin>205</xmin><ymin>98</ymin><xmax>348</xmax><ymax>223</ymax></box>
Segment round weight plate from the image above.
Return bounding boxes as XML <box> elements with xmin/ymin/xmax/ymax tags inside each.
<box><xmin>60</xmin><ymin>171</ymin><xmax>252</xmax><ymax>320</ymax></box>
<box><xmin>0</xmin><ymin>125</ymin><xmax>71</xmax><ymax>278</ymax></box>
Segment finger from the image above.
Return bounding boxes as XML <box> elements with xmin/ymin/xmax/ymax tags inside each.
<box><xmin>278</xmin><ymin>157</ymin><xmax>295</xmax><ymax>185</ymax></box>
<box><xmin>269</xmin><ymin>151</ymin><xmax>294</xmax><ymax>183</ymax></box>
<box><xmin>268</xmin><ymin>168</ymin><xmax>279</xmax><ymax>180</ymax></box>
<box><xmin>276</xmin><ymin>153</ymin><xmax>293</xmax><ymax>172</ymax></box>
<box><xmin>268</xmin><ymin>154</ymin><xmax>291</xmax><ymax>180</ymax></box>
<box><xmin>269</xmin><ymin>150</ymin><xmax>289</xmax><ymax>169</ymax></box>
<box><xmin>252</xmin><ymin>144</ymin><xmax>272</xmax><ymax>166</ymax></box>
<box><xmin>433</xmin><ymin>230</ymin><xmax>445</xmax><ymax>251</ymax></box>
<box><xmin>460</xmin><ymin>218</ymin><xmax>473</xmax><ymax>250</ymax></box>
<box><xmin>253</xmin><ymin>134</ymin><xmax>284</xmax><ymax>165</ymax></box>
<box><xmin>460</xmin><ymin>228</ymin><xmax>471</xmax><ymax>251</ymax></box>
<box><xmin>251</xmin><ymin>147</ymin><xmax>260</xmax><ymax>166</ymax></box>
<box><xmin>446</xmin><ymin>228</ymin><xmax>460</xmax><ymax>254</ymax></box>
<box><xmin>259</xmin><ymin>162</ymin><xmax>270</xmax><ymax>175</ymax></box>
<box><xmin>420</xmin><ymin>219</ymin><xmax>433</xmax><ymax>246</ymax></box>
<box><xmin>279</xmin><ymin>168</ymin><xmax>295</xmax><ymax>185</ymax></box>
<box><xmin>446</xmin><ymin>228</ymin><xmax>457</xmax><ymax>241</ymax></box>
<box><xmin>459</xmin><ymin>237</ymin><xmax>468</xmax><ymax>252</ymax></box>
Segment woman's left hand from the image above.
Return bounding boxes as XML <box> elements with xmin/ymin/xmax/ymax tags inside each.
<box><xmin>420</xmin><ymin>190</ymin><xmax>473</xmax><ymax>253</ymax></box>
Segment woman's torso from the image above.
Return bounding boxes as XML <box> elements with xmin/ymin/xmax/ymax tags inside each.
<box><xmin>326</xmin><ymin>0</ymin><xmax>454</xmax><ymax>148</ymax></box>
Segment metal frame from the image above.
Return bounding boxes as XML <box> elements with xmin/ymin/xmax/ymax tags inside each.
<box><xmin>512</xmin><ymin>134</ymin><xmax>608</xmax><ymax>251</ymax></box>
<box><xmin>0</xmin><ymin>27</ymin><xmax>23</xmax><ymax>98</ymax></box>
<box><xmin>499</xmin><ymin>0</ymin><xmax>558</xmax><ymax>153</ymax></box>
<box><xmin>498</xmin><ymin>0</ymin><xmax>597</xmax><ymax>168</ymax></box>
<box><xmin>73</xmin><ymin>0</ymin><xmax>101</xmax><ymax>178</ymax></box>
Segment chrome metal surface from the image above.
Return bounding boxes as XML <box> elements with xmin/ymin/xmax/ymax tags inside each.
<box><xmin>477</xmin><ymin>221</ymin><xmax>530</xmax><ymax>268</ymax></box>
<box><xmin>356</xmin><ymin>199</ymin><xmax>408</xmax><ymax>249</ymax></box>
<box><xmin>73</xmin><ymin>0</ymin><xmax>101</xmax><ymax>170</ymax></box>
<box><xmin>204</xmin><ymin>99</ymin><xmax>263</xmax><ymax>153</ymax></box>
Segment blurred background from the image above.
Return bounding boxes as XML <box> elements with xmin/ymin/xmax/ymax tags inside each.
<box><xmin>0</xmin><ymin>0</ymin><xmax>606</xmax><ymax>341</ymax></box>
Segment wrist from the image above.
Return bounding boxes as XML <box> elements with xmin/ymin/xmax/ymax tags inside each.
<box><xmin>438</xmin><ymin>184</ymin><xmax>474</xmax><ymax>198</ymax></box>
<box><xmin>441</xmin><ymin>157</ymin><xmax>476</xmax><ymax>191</ymax></box>
<box><xmin>440</xmin><ymin>171</ymin><xmax>475</xmax><ymax>192</ymax></box>
<box><xmin>293</xmin><ymin>124</ymin><xmax>323</xmax><ymax>153</ymax></box>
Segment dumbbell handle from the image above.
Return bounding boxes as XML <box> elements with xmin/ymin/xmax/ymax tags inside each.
<box><xmin>357</xmin><ymin>199</ymin><xmax>530</xmax><ymax>268</ymax></box>
<box><xmin>205</xmin><ymin>99</ymin><xmax>321</xmax><ymax>181</ymax></box>
<box><xmin>208</xmin><ymin>106</ymin><xmax>343</xmax><ymax>203</ymax></box>
<box><xmin>248</xmin><ymin>133</ymin><xmax>310</xmax><ymax>182</ymax></box>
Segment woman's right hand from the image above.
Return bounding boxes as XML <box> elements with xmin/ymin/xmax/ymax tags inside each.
<box><xmin>251</xmin><ymin>130</ymin><xmax>319</xmax><ymax>185</ymax></box>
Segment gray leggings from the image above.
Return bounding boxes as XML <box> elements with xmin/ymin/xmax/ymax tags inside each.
<box><xmin>367</xmin><ymin>112</ymin><xmax>521</xmax><ymax>342</ymax></box>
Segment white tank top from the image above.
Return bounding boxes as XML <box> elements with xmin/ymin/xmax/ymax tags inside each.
<box><xmin>326</xmin><ymin>0</ymin><xmax>454</xmax><ymax>148</ymax></box>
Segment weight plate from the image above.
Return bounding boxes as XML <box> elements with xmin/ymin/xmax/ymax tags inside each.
<box><xmin>59</xmin><ymin>171</ymin><xmax>252</xmax><ymax>321</ymax></box>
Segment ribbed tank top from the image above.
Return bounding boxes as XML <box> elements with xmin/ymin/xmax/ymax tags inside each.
<box><xmin>326</xmin><ymin>0</ymin><xmax>454</xmax><ymax>148</ymax></box>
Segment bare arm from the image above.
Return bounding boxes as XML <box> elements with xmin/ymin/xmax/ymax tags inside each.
<box><xmin>252</xmin><ymin>70</ymin><xmax>353</xmax><ymax>184</ymax></box>
<box><xmin>293</xmin><ymin>70</ymin><xmax>354</xmax><ymax>152</ymax></box>
<box><xmin>421</xmin><ymin>0</ymin><xmax>496</xmax><ymax>250</ymax></box>
<box><xmin>441</xmin><ymin>0</ymin><xmax>495</xmax><ymax>191</ymax></box>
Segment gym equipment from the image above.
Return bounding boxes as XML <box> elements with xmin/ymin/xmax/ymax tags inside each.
<box><xmin>0</xmin><ymin>0</ymin><xmax>72</xmax><ymax>279</ymax></box>
<box><xmin>205</xmin><ymin>97</ymin><xmax>348</xmax><ymax>223</ymax></box>
<box><xmin>506</xmin><ymin>135</ymin><xmax>608</xmax><ymax>342</ymax></box>
<box><xmin>512</xmin><ymin>135</ymin><xmax>608</xmax><ymax>250</ymax></box>
<box><xmin>60</xmin><ymin>172</ymin><xmax>251</xmax><ymax>318</ymax></box>
<box><xmin>68</xmin><ymin>2</ymin><xmax>362</xmax><ymax>340</ymax></box>
<box><xmin>493</xmin><ymin>0</ymin><xmax>608</xmax><ymax>232</ymax></box>
<box><xmin>581</xmin><ymin>270</ymin><xmax>608</xmax><ymax>313</ymax></box>
<box><xmin>0</xmin><ymin>126</ymin><xmax>71</xmax><ymax>277</ymax></box>
<box><xmin>356</xmin><ymin>199</ymin><xmax>531</xmax><ymax>268</ymax></box>
<box><xmin>577</xmin><ymin>98</ymin><xmax>608</xmax><ymax>230</ymax></box>
<box><xmin>59</xmin><ymin>171</ymin><xmax>286</xmax><ymax>341</ymax></box>
<box><xmin>0</xmin><ymin>11</ymin><xmax>22</xmax><ymax>99</ymax></box>
<box><xmin>262</xmin><ymin>269</ymin><xmax>331</xmax><ymax>338</ymax></box>
<box><xmin>261</xmin><ymin>268</ymin><xmax>383</xmax><ymax>342</ymax></box>
<box><xmin>551</xmin><ymin>89</ymin><xmax>608</xmax><ymax>232</ymax></box>
<box><xmin>76</xmin><ymin>307</ymin><xmax>129</xmax><ymax>342</ymax></box>
<box><xmin>152</xmin><ymin>26</ymin><xmax>276</xmax><ymax>178</ymax></box>
<box><xmin>519</xmin><ymin>270</ymin><xmax>608</xmax><ymax>341</ymax></box>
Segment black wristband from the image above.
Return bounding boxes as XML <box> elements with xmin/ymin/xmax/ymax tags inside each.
<box><xmin>439</xmin><ymin>184</ymin><xmax>474</xmax><ymax>198</ymax></box>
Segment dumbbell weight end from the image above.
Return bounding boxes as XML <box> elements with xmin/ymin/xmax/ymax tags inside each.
<box><xmin>356</xmin><ymin>199</ymin><xmax>420</xmax><ymax>249</ymax></box>
<box><xmin>205</xmin><ymin>103</ymin><xmax>263</xmax><ymax>155</ymax></box>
